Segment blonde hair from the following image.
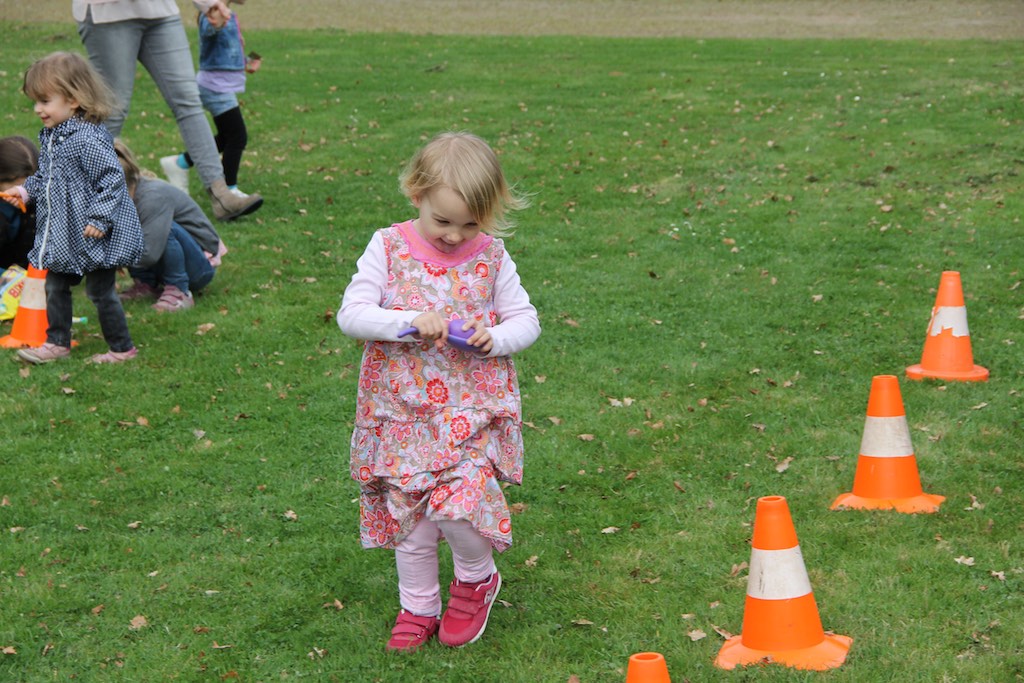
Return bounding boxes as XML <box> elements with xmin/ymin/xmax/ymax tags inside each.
<box><xmin>22</xmin><ymin>52</ymin><xmax>119</xmax><ymax>125</ymax></box>
<box><xmin>399</xmin><ymin>131</ymin><xmax>528</xmax><ymax>236</ymax></box>
<box><xmin>113</xmin><ymin>139</ymin><xmax>141</xmax><ymax>193</ymax></box>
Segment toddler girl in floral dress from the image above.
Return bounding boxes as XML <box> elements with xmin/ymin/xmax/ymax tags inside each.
<box><xmin>338</xmin><ymin>131</ymin><xmax>540</xmax><ymax>651</ymax></box>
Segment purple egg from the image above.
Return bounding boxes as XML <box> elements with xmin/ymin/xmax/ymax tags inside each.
<box><xmin>397</xmin><ymin>319</ymin><xmax>481</xmax><ymax>353</ymax></box>
<box><xmin>446</xmin><ymin>319</ymin><xmax>477</xmax><ymax>352</ymax></box>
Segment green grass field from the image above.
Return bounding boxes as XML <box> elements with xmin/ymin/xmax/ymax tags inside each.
<box><xmin>1</xmin><ymin>22</ymin><xmax>1022</xmax><ymax>682</ymax></box>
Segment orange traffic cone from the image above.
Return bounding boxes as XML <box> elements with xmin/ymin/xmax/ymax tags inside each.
<box><xmin>0</xmin><ymin>265</ymin><xmax>47</xmax><ymax>349</ymax></box>
<box><xmin>715</xmin><ymin>496</ymin><xmax>851</xmax><ymax>671</ymax></box>
<box><xmin>831</xmin><ymin>375</ymin><xmax>944</xmax><ymax>513</ymax></box>
<box><xmin>625</xmin><ymin>652</ymin><xmax>671</xmax><ymax>683</ymax></box>
<box><xmin>906</xmin><ymin>271</ymin><xmax>988</xmax><ymax>382</ymax></box>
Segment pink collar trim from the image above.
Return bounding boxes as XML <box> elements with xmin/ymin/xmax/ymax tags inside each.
<box><xmin>397</xmin><ymin>220</ymin><xmax>493</xmax><ymax>267</ymax></box>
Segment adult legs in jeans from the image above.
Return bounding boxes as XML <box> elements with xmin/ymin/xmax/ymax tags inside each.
<box><xmin>86</xmin><ymin>268</ymin><xmax>134</xmax><ymax>353</ymax></box>
<box><xmin>160</xmin><ymin>223</ymin><xmax>216</xmax><ymax>294</ymax></box>
<box><xmin>43</xmin><ymin>271</ymin><xmax>78</xmax><ymax>348</ymax></box>
<box><xmin>77</xmin><ymin>14</ymin><xmax>223</xmax><ymax>188</ymax></box>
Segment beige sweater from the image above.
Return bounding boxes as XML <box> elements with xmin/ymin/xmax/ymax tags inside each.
<box><xmin>72</xmin><ymin>0</ymin><xmax>218</xmax><ymax>23</ymax></box>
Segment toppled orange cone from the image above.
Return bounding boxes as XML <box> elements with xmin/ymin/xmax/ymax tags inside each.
<box><xmin>625</xmin><ymin>652</ymin><xmax>671</xmax><ymax>683</ymax></box>
<box><xmin>831</xmin><ymin>375</ymin><xmax>944</xmax><ymax>513</ymax></box>
<box><xmin>715</xmin><ymin>496</ymin><xmax>851</xmax><ymax>671</ymax></box>
<box><xmin>0</xmin><ymin>265</ymin><xmax>47</xmax><ymax>349</ymax></box>
<box><xmin>906</xmin><ymin>270</ymin><xmax>988</xmax><ymax>382</ymax></box>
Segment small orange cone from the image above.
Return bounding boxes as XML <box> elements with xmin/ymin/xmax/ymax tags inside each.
<box><xmin>0</xmin><ymin>265</ymin><xmax>48</xmax><ymax>349</ymax></box>
<box><xmin>831</xmin><ymin>375</ymin><xmax>944</xmax><ymax>513</ymax></box>
<box><xmin>906</xmin><ymin>271</ymin><xmax>988</xmax><ymax>382</ymax></box>
<box><xmin>625</xmin><ymin>652</ymin><xmax>671</xmax><ymax>683</ymax></box>
<box><xmin>715</xmin><ymin>496</ymin><xmax>851</xmax><ymax>671</ymax></box>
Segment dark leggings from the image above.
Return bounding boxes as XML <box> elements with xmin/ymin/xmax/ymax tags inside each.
<box><xmin>184</xmin><ymin>106</ymin><xmax>247</xmax><ymax>186</ymax></box>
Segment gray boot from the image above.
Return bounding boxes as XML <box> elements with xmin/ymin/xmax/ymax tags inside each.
<box><xmin>208</xmin><ymin>178</ymin><xmax>263</xmax><ymax>221</ymax></box>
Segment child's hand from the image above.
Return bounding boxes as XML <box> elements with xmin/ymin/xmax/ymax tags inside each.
<box><xmin>206</xmin><ymin>1</ymin><xmax>231</xmax><ymax>28</ymax></box>
<box><xmin>83</xmin><ymin>224</ymin><xmax>105</xmax><ymax>239</ymax></box>
<box><xmin>411</xmin><ymin>311</ymin><xmax>448</xmax><ymax>348</ymax></box>
<box><xmin>245</xmin><ymin>56</ymin><xmax>262</xmax><ymax>74</ymax></box>
<box><xmin>459</xmin><ymin>319</ymin><xmax>494</xmax><ymax>354</ymax></box>
<box><xmin>0</xmin><ymin>191</ymin><xmax>26</xmax><ymax>212</ymax></box>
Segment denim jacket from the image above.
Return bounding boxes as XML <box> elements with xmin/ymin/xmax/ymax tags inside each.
<box><xmin>198</xmin><ymin>14</ymin><xmax>245</xmax><ymax>71</ymax></box>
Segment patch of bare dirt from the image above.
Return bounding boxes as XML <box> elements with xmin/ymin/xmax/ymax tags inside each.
<box><xmin>8</xmin><ymin>0</ymin><xmax>1024</xmax><ymax>39</ymax></box>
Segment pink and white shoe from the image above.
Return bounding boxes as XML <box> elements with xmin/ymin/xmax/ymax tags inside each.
<box><xmin>88</xmin><ymin>347</ymin><xmax>138</xmax><ymax>364</ymax></box>
<box><xmin>152</xmin><ymin>285</ymin><xmax>194</xmax><ymax>312</ymax></box>
<box><xmin>438</xmin><ymin>572</ymin><xmax>502</xmax><ymax>647</ymax></box>
<box><xmin>16</xmin><ymin>343</ymin><xmax>71</xmax><ymax>364</ymax></box>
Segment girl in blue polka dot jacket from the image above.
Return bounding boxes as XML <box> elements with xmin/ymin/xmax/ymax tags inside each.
<box><xmin>4</xmin><ymin>52</ymin><xmax>145</xmax><ymax>365</ymax></box>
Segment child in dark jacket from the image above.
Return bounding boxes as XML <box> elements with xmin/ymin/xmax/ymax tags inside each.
<box><xmin>3</xmin><ymin>52</ymin><xmax>144</xmax><ymax>364</ymax></box>
<box><xmin>0</xmin><ymin>136</ymin><xmax>39</xmax><ymax>269</ymax></box>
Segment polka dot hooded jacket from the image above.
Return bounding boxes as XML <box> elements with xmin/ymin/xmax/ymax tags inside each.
<box><xmin>25</xmin><ymin>116</ymin><xmax>143</xmax><ymax>275</ymax></box>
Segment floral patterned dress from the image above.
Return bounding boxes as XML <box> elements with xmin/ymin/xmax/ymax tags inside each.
<box><xmin>350</xmin><ymin>222</ymin><xmax>524</xmax><ymax>551</ymax></box>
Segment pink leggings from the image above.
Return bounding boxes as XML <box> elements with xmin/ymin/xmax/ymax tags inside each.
<box><xmin>395</xmin><ymin>517</ymin><xmax>495</xmax><ymax>617</ymax></box>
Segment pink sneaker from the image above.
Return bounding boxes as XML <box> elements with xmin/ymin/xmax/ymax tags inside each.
<box><xmin>88</xmin><ymin>347</ymin><xmax>138</xmax><ymax>364</ymax></box>
<box><xmin>438</xmin><ymin>572</ymin><xmax>501</xmax><ymax>647</ymax></box>
<box><xmin>386</xmin><ymin>610</ymin><xmax>440</xmax><ymax>652</ymax></box>
<box><xmin>120</xmin><ymin>279</ymin><xmax>160</xmax><ymax>301</ymax></box>
<box><xmin>152</xmin><ymin>285</ymin><xmax>194</xmax><ymax>312</ymax></box>
<box><xmin>16</xmin><ymin>343</ymin><xmax>71</xmax><ymax>364</ymax></box>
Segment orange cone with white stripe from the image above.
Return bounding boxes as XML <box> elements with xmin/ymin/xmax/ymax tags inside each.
<box><xmin>906</xmin><ymin>271</ymin><xmax>988</xmax><ymax>382</ymax></box>
<box><xmin>0</xmin><ymin>265</ymin><xmax>47</xmax><ymax>349</ymax></box>
<box><xmin>831</xmin><ymin>375</ymin><xmax>944</xmax><ymax>513</ymax></box>
<box><xmin>625</xmin><ymin>652</ymin><xmax>671</xmax><ymax>683</ymax></box>
<box><xmin>715</xmin><ymin>496</ymin><xmax>851</xmax><ymax>671</ymax></box>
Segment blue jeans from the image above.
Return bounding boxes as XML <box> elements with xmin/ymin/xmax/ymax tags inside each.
<box><xmin>46</xmin><ymin>268</ymin><xmax>133</xmax><ymax>352</ymax></box>
<box><xmin>77</xmin><ymin>11</ymin><xmax>224</xmax><ymax>189</ymax></box>
<box><xmin>130</xmin><ymin>223</ymin><xmax>215</xmax><ymax>295</ymax></box>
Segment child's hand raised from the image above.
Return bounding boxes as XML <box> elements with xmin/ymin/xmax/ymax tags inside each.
<box><xmin>205</xmin><ymin>1</ymin><xmax>232</xmax><ymax>28</ymax></box>
<box><xmin>0</xmin><ymin>191</ymin><xmax>26</xmax><ymax>212</ymax></box>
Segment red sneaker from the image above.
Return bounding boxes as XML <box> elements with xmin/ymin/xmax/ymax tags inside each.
<box><xmin>438</xmin><ymin>572</ymin><xmax>502</xmax><ymax>647</ymax></box>
<box><xmin>386</xmin><ymin>610</ymin><xmax>439</xmax><ymax>652</ymax></box>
